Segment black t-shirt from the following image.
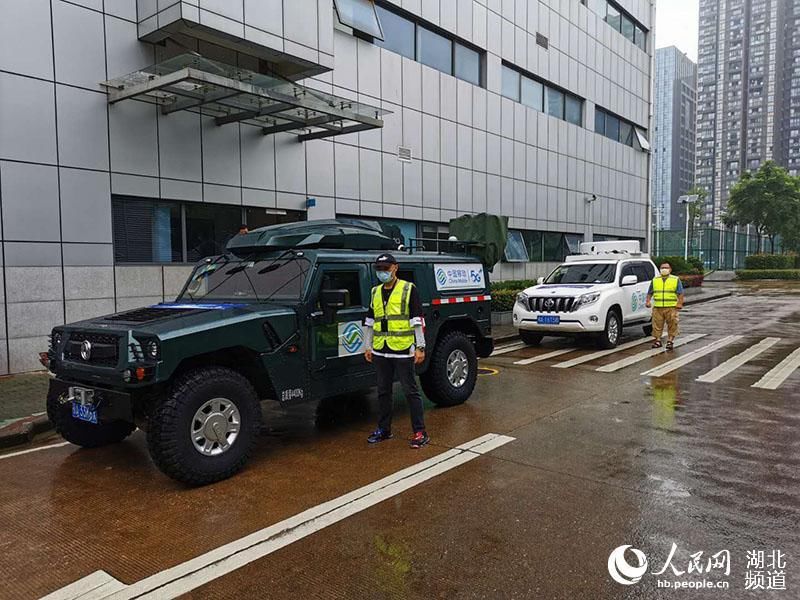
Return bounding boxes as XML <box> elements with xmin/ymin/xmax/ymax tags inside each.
<box><xmin>366</xmin><ymin>280</ymin><xmax>424</xmax><ymax>353</ymax></box>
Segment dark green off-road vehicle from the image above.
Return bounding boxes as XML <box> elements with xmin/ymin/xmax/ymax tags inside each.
<box><xmin>42</xmin><ymin>220</ymin><xmax>495</xmax><ymax>485</ymax></box>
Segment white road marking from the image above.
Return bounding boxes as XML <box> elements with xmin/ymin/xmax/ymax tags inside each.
<box><xmin>513</xmin><ymin>347</ymin><xmax>576</xmax><ymax>365</ymax></box>
<box><xmin>641</xmin><ymin>335</ymin><xmax>742</xmax><ymax>377</ymax></box>
<box><xmin>40</xmin><ymin>570</ymin><xmax>125</xmax><ymax>600</ymax></box>
<box><xmin>0</xmin><ymin>441</ymin><xmax>70</xmax><ymax>461</ymax></box>
<box><xmin>697</xmin><ymin>337</ymin><xmax>781</xmax><ymax>383</ymax></box>
<box><xmin>596</xmin><ymin>334</ymin><xmax>707</xmax><ymax>373</ymax></box>
<box><xmin>42</xmin><ymin>433</ymin><xmax>515</xmax><ymax>600</ymax></box>
<box><xmin>550</xmin><ymin>337</ymin><xmax>653</xmax><ymax>369</ymax></box>
<box><xmin>752</xmin><ymin>346</ymin><xmax>800</xmax><ymax>390</ymax></box>
<box><xmin>490</xmin><ymin>342</ymin><xmax>527</xmax><ymax>356</ymax></box>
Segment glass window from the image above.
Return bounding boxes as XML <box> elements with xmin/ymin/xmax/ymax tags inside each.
<box><xmin>333</xmin><ymin>0</ymin><xmax>383</xmax><ymax>39</ymax></box>
<box><xmin>522</xmin><ymin>230</ymin><xmax>543</xmax><ymax>261</ymax></box>
<box><xmin>605</xmin><ymin>113</ymin><xmax>620</xmax><ymax>141</ymax></box>
<box><xmin>565</xmin><ymin>96</ymin><xmax>582</xmax><ymax>125</ymax></box>
<box><xmin>595</xmin><ymin>108</ymin><xmax>606</xmax><ymax>134</ymax></box>
<box><xmin>619</xmin><ymin>120</ymin><xmax>634</xmax><ymax>146</ymax></box>
<box><xmin>374</xmin><ymin>6</ymin><xmax>415</xmax><ymax>59</ymax></box>
<box><xmin>588</xmin><ymin>0</ymin><xmax>607</xmax><ymax>17</ymax></box>
<box><xmin>635</xmin><ymin>127</ymin><xmax>651</xmax><ymax>151</ymax></box>
<box><xmin>454</xmin><ymin>43</ymin><xmax>481</xmax><ymax>85</ymax></box>
<box><xmin>319</xmin><ymin>270</ymin><xmax>363</xmax><ymax>307</ymax></box>
<box><xmin>635</xmin><ymin>25</ymin><xmax>647</xmax><ymax>50</ymax></box>
<box><xmin>186</xmin><ymin>203</ymin><xmax>241</xmax><ymax>262</ymax></box>
<box><xmin>620</xmin><ymin>15</ymin><xmax>635</xmax><ymax>42</ymax></box>
<box><xmin>501</xmin><ymin>65</ymin><xmax>520</xmax><ymax>101</ymax></box>
<box><xmin>543</xmin><ymin>232</ymin><xmax>565</xmax><ymax>262</ymax></box>
<box><xmin>418</xmin><ymin>26</ymin><xmax>453</xmax><ymax>74</ymax></box>
<box><xmin>605</xmin><ymin>4</ymin><xmax>621</xmax><ymax>31</ymax></box>
<box><xmin>544</xmin><ymin>263</ymin><xmax>617</xmax><ymax>284</ymax></box>
<box><xmin>504</xmin><ymin>230</ymin><xmax>529</xmax><ymax>262</ymax></box>
<box><xmin>546</xmin><ymin>87</ymin><xmax>564</xmax><ymax>119</ymax></box>
<box><xmin>521</xmin><ymin>77</ymin><xmax>544</xmax><ymax>110</ymax></box>
<box><xmin>245</xmin><ymin>208</ymin><xmax>304</xmax><ymax>230</ymax></box>
<box><xmin>112</xmin><ymin>197</ymin><xmax>183</xmax><ymax>263</ymax></box>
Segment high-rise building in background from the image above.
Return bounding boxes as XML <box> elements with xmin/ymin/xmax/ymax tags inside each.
<box><xmin>653</xmin><ymin>46</ymin><xmax>697</xmax><ymax>230</ymax></box>
<box><xmin>695</xmin><ymin>0</ymin><xmax>800</xmax><ymax>225</ymax></box>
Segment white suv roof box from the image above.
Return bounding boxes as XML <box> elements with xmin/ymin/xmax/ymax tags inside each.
<box><xmin>578</xmin><ymin>240</ymin><xmax>641</xmax><ymax>255</ymax></box>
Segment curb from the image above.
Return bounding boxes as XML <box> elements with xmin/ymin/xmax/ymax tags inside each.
<box><xmin>0</xmin><ymin>414</ymin><xmax>53</xmax><ymax>450</ymax></box>
<box><xmin>491</xmin><ymin>290</ymin><xmax>734</xmax><ymax>346</ymax></box>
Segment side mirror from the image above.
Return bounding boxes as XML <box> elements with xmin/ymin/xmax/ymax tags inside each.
<box><xmin>621</xmin><ymin>275</ymin><xmax>638</xmax><ymax>286</ymax></box>
<box><xmin>536</xmin><ymin>277</ymin><xmax>545</xmax><ymax>285</ymax></box>
<box><xmin>320</xmin><ymin>289</ymin><xmax>349</xmax><ymax>322</ymax></box>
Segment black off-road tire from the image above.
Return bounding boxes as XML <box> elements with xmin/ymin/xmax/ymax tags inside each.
<box><xmin>147</xmin><ymin>367</ymin><xmax>262</xmax><ymax>486</ymax></box>
<box><xmin>643</xmin><ymin>322</ymin><xmax>653</xmax><ymax>337</ymax></box>
<box><xmin>46</xmin><ymin>387</ymin><xmax>135</xmax><ymax>448</ymax></box>
<box><xmin>519</xmin><ymin>330</ymin><xmax>544</xmax><ymax>346</ymax></box>
<box><xmin>420</xmin><ymin>331</ymin><xmax>477</xmax><ymax>407</ymax></box>
<box><xmin>596</xmin><ymin>309</ymin><xmax>622</xmax><ymax>349</ymax></box>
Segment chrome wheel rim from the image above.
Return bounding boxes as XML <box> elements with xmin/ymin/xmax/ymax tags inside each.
<box><xmin>191</xmin><ymin>397</ymin><xmax>241</xmax><ymax>456</ymax></box>
<box><xmin>608</xmin><ymin>315</ymin><xmax>620</xmax><ymax>344</ymax></box>
<box><xmin>446</xmin><ymin>349</ymin><xmax>469</xmax><ymax>388</ymax></box>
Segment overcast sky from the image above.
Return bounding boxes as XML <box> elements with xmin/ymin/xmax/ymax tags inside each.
<box><xmin>654</xmin><ymin>0</ymin><xmax>699</xmax><ymax>62</ymax></box>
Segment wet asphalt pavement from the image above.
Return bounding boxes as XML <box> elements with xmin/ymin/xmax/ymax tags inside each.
<box><xmin>1</xmin><ymin>282</ymin><xmax>798</xmax><ymax>599</ymax></box>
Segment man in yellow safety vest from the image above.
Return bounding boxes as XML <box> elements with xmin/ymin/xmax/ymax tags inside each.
<box><xmin>646</xmin><ymin>262</ymin><xmax>685</xmax><ymax>351</ymax></box>
<box><xmin>363</xmin><ymin>253</ymin><xmax>429</xmax><ymax>449</ymax></box>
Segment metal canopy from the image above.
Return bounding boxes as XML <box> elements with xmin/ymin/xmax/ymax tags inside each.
<box><xmin>103</xmin><ymin>54</ymin><xmax>388</xmax><ymax>140</ymax></box>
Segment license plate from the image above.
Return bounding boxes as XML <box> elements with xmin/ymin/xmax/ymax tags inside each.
<box><xmin>537</xmin><ymin>315</ymin><xmax>560</xmax><ymax>325</ymax></box>
<box><xmin>71</xmin><ymin>402</ymin><xmax>98</xmax><ymax>424</ymax></box>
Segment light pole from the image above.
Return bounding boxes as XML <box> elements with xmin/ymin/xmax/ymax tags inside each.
<box><xmin>584</xmin><ymin>194</ymin><xmax>598</xmax><ymax>243</ymax></box>
<box><xmin>679</xmin><ymin>194</ymin><xmax>700</xmax><ymax>260</ymax></box>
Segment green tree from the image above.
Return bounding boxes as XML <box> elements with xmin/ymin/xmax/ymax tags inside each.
<box><xmin>725</xmin><ymin>161</ymin><xmax>800</xmax><ymax>253</ymax></box>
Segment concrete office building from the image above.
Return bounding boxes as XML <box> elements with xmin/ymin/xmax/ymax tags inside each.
<box><xmin>652</xmin><ymin>46</ymin><xmax>696</xmax><ymax>230</ymax></box>
<box><xmin>696</xmin><ymin>0</ymin><xmax>800</xmax><ymax>225</ymax></box>
<box><xmin>0</xmin><ymin>0</ymin><xmax>654</xmax><ymax>373</ymax></box>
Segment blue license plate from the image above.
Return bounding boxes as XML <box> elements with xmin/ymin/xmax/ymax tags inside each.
<box><xmin>72</xmin><ymin>402</ymin><xmax>98</xmax><ymax>424</ymax></box>
<box><xmin>537</xmin><ymin>315</ymin><xmax>561</xmax><ymax>325</ymax></box>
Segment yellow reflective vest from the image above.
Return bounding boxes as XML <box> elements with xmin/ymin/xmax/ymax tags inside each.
<box><xmin>371</xmin><ymin>280</ymin><xmax>415</xmax><ymax>351</ymax></box>
<box><xmin>652</xmin><ymin>275</ymin><xmax>680</xmax><ymax>308</ymax></box>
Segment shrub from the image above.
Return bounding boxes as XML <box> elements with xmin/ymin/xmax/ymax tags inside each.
<box><xmin>743</xmin><ymin>254</ymin><xmax>796</xmax><ymax>270</ymax></box>
<box><xmin>491</xmin><ymin>289</ymin><xmax>520</xmax><ymax>312</ymax></box>
<box><xmin>490</xmin><ymin>279</ymin><xmax>537</xmax><ymax>292</ymax></box>
<box><xmin>736</xmin><ymin>269</ymin><xmax>800</xmax><ymax>280</ymax></box>
<box><xmin>652</xmin><ymin>256</ymin><xmax>704</xmax><ymax>275</ymax></box>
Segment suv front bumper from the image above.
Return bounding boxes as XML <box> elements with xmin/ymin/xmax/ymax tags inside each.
<box><xmin>512</xmin><ymin>304</ymin><xmax>605</xmax><ymax>334</ymax></box>
<box><xmin>49</xmin><ymin>378</ymin><xmax>134</xmax><ymax>423</ymax></box>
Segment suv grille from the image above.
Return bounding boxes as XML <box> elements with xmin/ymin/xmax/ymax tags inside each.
<box><xmin>529</xmin><ymin>297</ymin><xmax>577</xmax><ymax>313</ymax></box>
<box><xmin>105</xmin><ymin>306</ymin><xmax>207</xmax><ymax>323</ymax></box>
<box><xmin>64</xmin><ymin>332</ymin><xmax>120</xmax><ymax>367</ymax></box>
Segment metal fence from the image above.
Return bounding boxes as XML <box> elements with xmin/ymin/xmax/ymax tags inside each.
<box><xmin>652</xmin><ymin>227</ymin><xmax>774</xmax><ymax>270</ymax></box>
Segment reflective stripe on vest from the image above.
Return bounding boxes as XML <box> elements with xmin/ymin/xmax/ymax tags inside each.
<box><xmin>652</xmin><ymin>275</ymin><xmax>679</xmax><ymax>307</ymax></box>
<box><xmin>372</xmin><ymin>280</ymin><xmax>415</xmax><ymax>351</ymax></box>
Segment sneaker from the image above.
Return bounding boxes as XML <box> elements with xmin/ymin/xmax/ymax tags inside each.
<box><xmin>368</xmin><ymin>428</ymin><xmax>393</xmax><ymax>444</ymax></box>
<box><xmin>409</xmin><ymin>431</ymin><xmax>430</xmax><ymax>449</ymax></box>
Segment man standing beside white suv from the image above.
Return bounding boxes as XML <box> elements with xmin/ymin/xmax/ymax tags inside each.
<box><xmin>512</xmin><ymin>241</ymin><xmax>657</xmax><ymax>349</ymax></box>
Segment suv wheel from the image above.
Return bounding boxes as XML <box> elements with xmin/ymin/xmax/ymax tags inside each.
<box><xmin>519</xmin><ymin>330</ymin><xmax>543</xmax><ymax>346</ymax></box>
<box><xmin>596</xmin><ymin>309</ymin><xmax>622</xmax><ymax>349</ymax></box>
<box><xmin>420</xmin><ymin>331</ymin><xmax>477</xmax><ymax>407</ymax></box>
<box><xmin>47</xmin><ymin>388</ymin><xmax>136</xmax><ymax>448</ymax></box>
<box><xmin>147</xmin><ymin>367</ymin><xmax>261</xmax><ymax>486</ymax></box>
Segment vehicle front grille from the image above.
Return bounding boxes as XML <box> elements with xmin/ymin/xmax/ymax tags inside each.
<box><xmin>529</xmin><ymin>297</ymin><xmax>577</xmax><ymax>313</ymax></box>
<box><xmin>64</xmin><ymin>332</ymin><xmax>121</xmax><ymax>367</ymax></box>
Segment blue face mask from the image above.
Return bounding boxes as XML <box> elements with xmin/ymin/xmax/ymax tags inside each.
<box><xmin>376</xmin><ymin>270</ymin><xmax>392</xmax><ymax>283</ymax></box>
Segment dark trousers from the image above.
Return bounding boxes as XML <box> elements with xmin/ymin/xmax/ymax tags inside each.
<box><xmin>374</xmin><ymin>354</ymin><xmax>425</xmax><ymax>433</ymax></box>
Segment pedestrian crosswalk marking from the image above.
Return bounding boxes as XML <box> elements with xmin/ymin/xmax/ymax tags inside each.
<box><xmin>596</xmin><ymin>334</ymin><xmax>707</xmax><ymax>373</ymax></box>
<box><xmin>641</xmin><ymin>335</ymin><xmax>742</xmax><ymax>377</ymax></box>
<box><xmin>551</xmin><ymin>337</ymin><xmax>652</xmax><ymax>369</ymax></box>
<box><xmin>696</xmin><ymin>337</ymin><xmax>781</xmax><ymax>383</ymax></box>
<box><xmin>513</xmin><ymin>347</ymin><xmax>576</xmax><ymax>365</ymax></box>
<box><xmin>752</xmin><ymin>346</ymin><xmax>800</xmax><ymax>390</ymax></box>
<box><xmin>490</xmin><ymin>342</ymin><xmax>527</xmax><ymax>356</ymax></box>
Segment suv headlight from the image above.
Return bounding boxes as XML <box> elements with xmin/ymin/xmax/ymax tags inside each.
<box><xmin>49</xmin><ymin>330</ymin><xmax>63</xmax><ymax>351</ymax></box>
<box><xmin>516</xmin><ymin>292</ymin><xmax>529</xmax><ymax>308</ymax></box>
<box><xmin>573</xmin><ymin>292</ymin><xmax>601</xmax><ymax>310</ymax></box>
<box><xmin>145</xmin><ymin>339</ymin><xmax>160</xmax><ymax>359</ymax></box>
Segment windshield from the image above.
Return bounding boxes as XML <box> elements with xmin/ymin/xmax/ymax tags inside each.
<box><xmin>179</xmin><ymin>255</ymin><xmax>309</xmax><ymax>302</ymax></box>
<box><xmin>544</xmin><ymin>263</ymin><xmax>616</xmax><ymax>285</ymax></box>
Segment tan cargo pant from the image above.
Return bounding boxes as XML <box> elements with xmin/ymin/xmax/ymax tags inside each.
<box><xmin>652</xmin><ymin>307</ymin><xmax>679</xmax><ymax>339</ymax></box>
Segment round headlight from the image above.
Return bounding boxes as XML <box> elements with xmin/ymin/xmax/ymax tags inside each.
<box><xmin>146</xmin><ymin>340</ymin><xmax>160</xmax><ymax>359</ymax></box>
<box><xmin>52</xmin><ymin>331</ymin><xmax>62</xmax><ymax>347</ymax></box>
<box><xmin>122</xmin><ymin>369</ymin><xmax>132</xmax><ymax>383</ymax></box>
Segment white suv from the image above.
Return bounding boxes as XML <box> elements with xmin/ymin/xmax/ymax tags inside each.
<box><xmin>512</xmin><ymin>241</ymin><xmax>656</xmax><ymax>348</ymax></box>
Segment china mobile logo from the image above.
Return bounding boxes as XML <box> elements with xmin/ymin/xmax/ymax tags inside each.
<box><xmin>436</xmin><ymin>268</ymin><xmax>448</xmax><ymax>286</ymax></box>
<box><xmin>341</xmin><ymin>322</ymin><xmax>364</xmax><ymax>354</ymax></box>
<box><xmin>608</xmin><ymin>545</ymin><xmax>649</xmax><ymax>585</ymax></box>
